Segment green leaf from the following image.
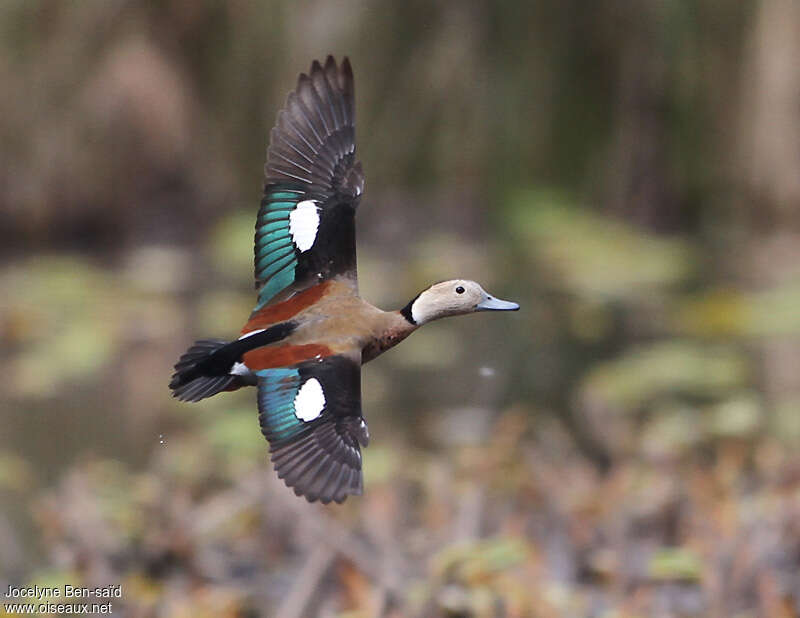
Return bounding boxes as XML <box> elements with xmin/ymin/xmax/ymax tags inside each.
<box><xmin>506</xmin><ymin>190</ymin><xmax>695</xmax><ymax>301</ymax></box>
<box><xmin>582</xmin><ymin>341</ymin><xmax>748</xmax><ymax>411</ymax></box>
<box><xmin>648</xmin><ymin>547</ymin><xmax>703</xmax><ymax>581</ymax></box>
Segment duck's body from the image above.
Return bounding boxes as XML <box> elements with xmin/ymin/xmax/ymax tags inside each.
<box><xmin>238</xmin><ymin>278</ymin><xmax>416</xmax><ymax>367</ymax></box>
<box><xmin>170</xmin><ymin>57</ymin><xmax>518</xmax><ymax>504</ymax></box>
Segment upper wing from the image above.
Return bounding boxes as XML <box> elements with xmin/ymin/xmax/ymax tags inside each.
<box><xmin>255</xmin><ymin>352</ymin><xmax>369</xmax><ymax>503</ymax></box>
<box><xmin>254</xmin><ymin>56</ymin><xmax>365</xmax><ymax>310</ymax></box>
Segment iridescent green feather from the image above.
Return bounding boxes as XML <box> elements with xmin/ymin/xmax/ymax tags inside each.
<box><xmin>258</xmin><ymin>264</ymin><xmax>296</xmax><ymax>308</ymax></box>
<box><xmin>253</xmin><ymin>183</ymin><xmax>309</xmax><ymax>309</ymax></box>
<box><xmin>257</xmin><ymin>368</ymin><xmax>314</xmax><ymax>445</ymax></box>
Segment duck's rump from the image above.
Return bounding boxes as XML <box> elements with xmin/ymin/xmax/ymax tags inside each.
<box><xmin>169</xmin><ymin>322</ymin><xmax>298</xmax><ymax>402</ymax></box>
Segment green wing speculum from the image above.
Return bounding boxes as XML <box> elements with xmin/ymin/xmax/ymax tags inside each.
<box><xmin>256</xmin><ymin>352</ymin><xmax>368</xmax><ymax>504</ymax></box>
<box><xmin>253</xmin><ymin>56</ymin><xmax>364</xmax><ymax>310</ymax></box>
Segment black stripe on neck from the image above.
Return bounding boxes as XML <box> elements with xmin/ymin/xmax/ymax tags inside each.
<box><xmin>400</xmin><ymin>293</ymin><xmax>420</xmax><ymax>325</ymax></box>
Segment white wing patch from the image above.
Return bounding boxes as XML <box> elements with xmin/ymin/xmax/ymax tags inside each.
<box><xmin>294</xmin><ymin>377</ymin><xmax>325</xmax><ymax>422</ymax></box>
<box><xmin>289</xmin><ymin>200</ymin><xmax>320</xmax><ymax>252</ymax></box>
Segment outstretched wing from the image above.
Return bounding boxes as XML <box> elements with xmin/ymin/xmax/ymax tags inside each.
<box><xmin>254</xmin><ymin>56</ymin><xmax>364</xmax><ymax>310</ymax></box>
<box><xmin>255</xmin><ymin>352</ymin><xmax>369</xmax><ymax>503</ymax></box>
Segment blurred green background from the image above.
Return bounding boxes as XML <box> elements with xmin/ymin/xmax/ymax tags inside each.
<box><xmin>1</xmin><ymin>1</ymin><xmax>800</xmax><ymax>616</ymax></box>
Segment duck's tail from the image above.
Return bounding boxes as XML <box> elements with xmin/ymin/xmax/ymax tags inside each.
<box><xmin>169</xmin><ymin>339</ymin><xmax>244</xmax><ymax>402</ymax></box>
<box><xmin>169</xmin><ymin>322</ymin><xmax>298</xmax><ymax>403</ymax></box>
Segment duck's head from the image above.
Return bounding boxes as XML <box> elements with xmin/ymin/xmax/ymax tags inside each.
<box><xmin>402</xmin><ymin>280</ymin><xmax>519</xmax><ymax>325</ymax></box>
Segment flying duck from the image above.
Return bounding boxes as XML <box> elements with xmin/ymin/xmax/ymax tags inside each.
<box><xmin>170</xmin><ymin>57</ymin><xmax>519</xmax><ymax>504</ymax></box>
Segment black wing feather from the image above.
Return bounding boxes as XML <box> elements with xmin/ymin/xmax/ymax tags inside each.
<box><xmin>253</xmin><ymin>57</ymin><xmax>364</xmax><ymax>309</ymax></box>
<box><xmin>257</xmin><ymin>353</ymin><xmax>369</xmax><ymax>503</ymax></box>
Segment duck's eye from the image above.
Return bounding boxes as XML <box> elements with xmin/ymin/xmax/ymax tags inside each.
<box><xmin>455</xmin><ymin>286</ymin><xmax>465</xmax><ymax>294</ymax></box>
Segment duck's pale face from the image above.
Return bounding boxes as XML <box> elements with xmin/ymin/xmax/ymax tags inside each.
<box><xmin>409</xmin><ymin>280</ymin><xmax>519</xmax><ymax>325</ymax></box>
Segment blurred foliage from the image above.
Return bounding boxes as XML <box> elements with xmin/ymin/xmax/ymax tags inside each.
<box><xmin>508</xmin><ymin>190</ymin><xmax>696</xmax><ymax>302</ymax></box>
<box><xmin>582</xmin><ymin>341</ymin><xmax>748</xmax><ymax>410</ymax></box>
<box><xmin>1</xmin><ymin>1</ymin><xmax>800</xmax><ymax>617</ymax></box>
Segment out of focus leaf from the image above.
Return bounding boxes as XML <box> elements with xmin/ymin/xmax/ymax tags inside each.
<box><xmin>432</xmin><ymin>537</ymin><xmax>529</xmax><ymax>583</ymax></box>
<box><xmin>2</xmin><ymin>256</ymin><xmax>118</xmax><ymax>397</ymax></box>
<box><xmin>675</xmin><ymin>289</ymin><xmax>747</xmax><ymax>337</ymax></box>
<box><xmin>648</xmin><ymin>547</ymin><xmax>703</xmax><ymax>581</ymax></box>
<box><xmin>705</xmin><ymin>394</ymin><xmax>762</xmax><ymax>438</ymax></box>
<box><xmin>678</xmin><ymin>284</ymin><xmax>800</xmax><ymax>337</ymax></box>
<box><xmin>582</xmin><ymin>341</ymin><xmax>748</xmax><ymax>411</ymax></box>
<box><xmin>641</xmin><ymin>406</ymin><xmax>702</xmax><ymax>458</ymax></box>
<box><xmin>507</xmin><ymin>190</ymin><xmax>695</xmax><ymax>300</ymax></box>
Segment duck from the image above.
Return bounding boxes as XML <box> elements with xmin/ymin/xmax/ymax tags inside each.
<box><xmin>170</xmin><ymin>56</ymin><xmax>519</xmax><ymax>504</ymax></box>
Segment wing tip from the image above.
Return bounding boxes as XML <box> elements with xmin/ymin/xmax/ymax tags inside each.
<box><xmin>285</xmin><ymin>466</ymin><xmax>363</xmax><ymax>504</ymax></box>
<box><xmin>305</xmin><ymin>55</ymin><xmax>353</xmax><ymax>97</ymax></box>
<box><xmin>267</xmin><ymin>420</ymin><xmax>366</xmax><ymax>505</ymax></box>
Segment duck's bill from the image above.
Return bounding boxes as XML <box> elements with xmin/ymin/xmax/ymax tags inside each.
<box><xmin>476</xmin><ymin>296</ymin><xmax>520</xmax><ymax>311</ymax></box>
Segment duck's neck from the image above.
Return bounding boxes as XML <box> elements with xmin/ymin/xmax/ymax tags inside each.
<box><xmin>361</xmin><ymin>309</ymin><xmax>419</xmax><ymax>364</ymax></box>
